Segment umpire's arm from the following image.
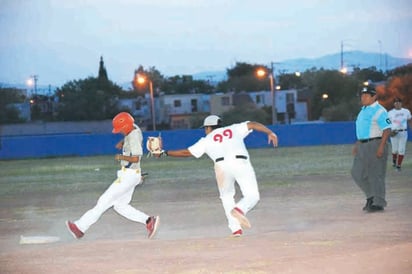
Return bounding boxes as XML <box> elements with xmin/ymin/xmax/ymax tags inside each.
<box><xmin>376</xmin><ymin>128</ymin><xmax>391</xmax><ymax>158</ymax></box>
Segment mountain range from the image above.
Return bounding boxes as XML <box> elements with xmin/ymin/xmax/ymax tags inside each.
<box><xmin>192</xmin><ymin>50</ymin><xmax>412</xmax><ymax>82</ymax></box>
<box><xmin>2</xmin><ymin>51</ymin><xmax>411</xmax><ymax>93</ymax></box>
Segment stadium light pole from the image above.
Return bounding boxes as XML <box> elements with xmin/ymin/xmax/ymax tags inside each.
<box><xmin>135</xmin><ymin>73</ymin><xmax>156</xmax><ymax>131</ymax></box>
<box><xmin>26</xmin><ymin>75</ymin><xmax>38</xmax><ymax>97</ymax></box>
<box><xmin>256</xmin><ymin>63</ymin><xmax>277</xmax><ymax>125</ymax></box>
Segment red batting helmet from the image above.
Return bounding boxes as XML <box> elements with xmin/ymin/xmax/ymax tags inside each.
<box><xmin>112</xmin><ymin>112</ymin><xmax>134</xmax><ymax>134</ymax></box>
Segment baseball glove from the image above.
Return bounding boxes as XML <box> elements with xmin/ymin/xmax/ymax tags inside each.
<box><xmin>390</xmin><ymin>130</ymin><xmax>398</xmax><ymax>137</ymax></box>
<box><xmin>146</xmin><ymin>136</ymin><xmax>164</xmax><ymax>157</ymax></box>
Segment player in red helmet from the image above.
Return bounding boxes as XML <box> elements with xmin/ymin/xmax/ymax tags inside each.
<box><xmin>112</xmin><ymin>112</ymin><xmax>135</xmax><ymax>134</ymax></box>
<box><xmin>66</xmin><ymin>112</ymin><xmax>159</xmax><ymax>239</ymax></box>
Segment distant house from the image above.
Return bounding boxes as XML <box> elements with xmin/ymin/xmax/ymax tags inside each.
<box><xmin>116</xmin><ymin>89</ymin><xmax>309</xmax><ymax>129</ymax></box>
<box><xmin>162</xmin><ymin>93</ymin><xmax>210</xmax><ymax>129</ymax></box>
<box><xmin>7</xmin><ymin>102</ymin><xmax>31</xmax><ymax>122</ymax></box>
<box><xmin>209</xmin><ymin>92</ymin><xmax>234</xmax><ymax>115</ymax></box>
<box><xmin>116</xmin><ymin>93</ymin><xmax>210</xmax><ymax>129</ymax></box>
<box><xmin>209</xmin><ymin>90</ymin><xmax>309</xmax><ymax>124</ymax></box>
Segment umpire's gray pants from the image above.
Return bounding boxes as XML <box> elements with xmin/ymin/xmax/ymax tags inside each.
<box><xmin>351</xmin><ymin>140</ymin><xmax>388</xmax><ymax>207</ymax></box>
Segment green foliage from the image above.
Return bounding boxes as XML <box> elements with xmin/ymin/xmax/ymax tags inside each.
<box><xmin>303</xmin><ymin>69</ymin><xmax>360</xmax><ymax>120</ymax></box>
<box><xmin>278</xmin><ymin>73</ymin><xmax>304</xmax><ymax>89</ymax></box>
<box><xmin>387</xmin><ymin>63</ymin><xmax>412</xmax><ymax>76</ymax></box>
<box><xmin>351</xmin><ymin>66</ymin><xmax>386</xmax><ymax>82</ymax></box>
<box><xmin>221</xmin><ymin>103</ymin><xmax>270</xmax><ymax>125</ymax></box>
<box><xmin>218</xmin><ymin>62</ymin><xmax>268</xmax><ymax>92</ymax></box>
<box><xmin>322</xmin><ymin>97</ymin><xmax>360</xmax><ymax>121</ymax></box>
<box><xmin>0</xmin><ymin>87</ymin><xmax>26</xmax><ymax>124</ymax></box>
<box><xmin>55</xmin><ymin>77</ymin><xmax>123</xmax><ymax>121</ymax></box>
<box><xmin>161</xmin><ymin>75</ymin><xmax>214</xmax><ymax>94</ymax></box>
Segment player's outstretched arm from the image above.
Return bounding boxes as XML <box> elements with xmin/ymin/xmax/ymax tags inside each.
<box><xmin>247</xmin><ymin>121</ymin><xmax>278</xmax><ymax>148</ymax></box>
<box><xmin>165</xmin><ymin>149</ymin><xmax>193</xmax><ymax>158</ymax></box>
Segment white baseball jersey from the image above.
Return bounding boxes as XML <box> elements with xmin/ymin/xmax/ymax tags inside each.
<box><xmin>188</xmin><ymin>121</ymin><xmax>259</xmax><ymax>234</ymax></box>
<box><xmin>188</xmin><ymin>121</ymin><xmax>252</xmax><ymax>161</ymax></box>
<box><xmin>120</xmin><ymin>124</ymin><xmax>143</xmax><ymax>169</ymax></box>
<box><xmin>74</xmin><ymin>123</ymin><xmax>149</xmax><ymax>233</ymax></box>
<box><xmin>388</xmin><ymin>108</ymin><xmax>411</xmax><ymax>130</ymax></box>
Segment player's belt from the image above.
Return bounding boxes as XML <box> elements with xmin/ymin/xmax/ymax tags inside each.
<box><xmin>121</xmin><ymin>166</ymin><xmax>140</xmax><ymax>173</ymax></box>
<box><xmin>359</xmin><ymin>137</ymin><xmax>382</xmax><ymax>143</ymax></box>
<box><xmin>396</xmin><ymin>129</ymin><xmax>406</xmax><ymax>132</ymax></box>
<box><xmin>215</xmin><ymin>155</ymin><xmax>247</xmax><ymax>162</ymax></box>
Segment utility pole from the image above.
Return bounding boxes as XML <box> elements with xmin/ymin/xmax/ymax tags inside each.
<box><xmin>340</xmin><ymin>41</ymin><xmax>343</xmax><ymax>70</ymax></box>
<box><xmin>270</xmin><ymin>62</ymin><xmax>277</xmax><ymax>125</ymax></box>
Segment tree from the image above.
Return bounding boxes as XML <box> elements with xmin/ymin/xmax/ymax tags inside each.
<box><xmin>98</xmin><ymin>56</ymin><xmax>109</xmax><ymax>84</ymax></box>
<box><xmin>217</xmin><ymin>62</ymin><xmax>268</xmax><ymax>92</ymax></box>
<box><xmin>132</xmin><ymin>65</ymin><xmax>166</xmax><ymax>96</ymax></box>
<box><xmin>221</xmin><ymin>103</ymin><xmax>270</xmax><ymax>125</ymax></box>
<box><xmin>382</xmin><ymin>64</ymin><xmax>412</xmax><ymax>111</ymax></box>
<box><xmin>305</xmin><ymin>69</ymin><xmax>359</xmax><ymax>121</ymax></box>
<box><xmin>55</xmin><ymin>77</ymin><xmax>123</xmax><ymax>121</ymax></box>
<box><xmin>161</xmin><ymin>75</ymin><xmax>214</xmax><ymax>94</ymax></box>
<box><xmin>278</xmin><ymin>72</ymin><xmax>304</xmax><ymax>89</ymax></box>
<box><xmin>0</xmin><ymin>87</ymin><xmax>26</xmax><ymax>124</ymax></box>
<box><xmin>351</xmin><ymin>66</ymin><xmax>386</xmax><ymax>83</ymax></box>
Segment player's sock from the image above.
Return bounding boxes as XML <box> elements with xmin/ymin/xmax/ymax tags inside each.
<box><xmin>397</xmin><ymin>155</ymin><xmax>404</xmax><ymax>167</ymax></box>
<box><xmin>392</xmin><ymin>154</ymin><xmax>397</xmax><ymax>166</ymax></box>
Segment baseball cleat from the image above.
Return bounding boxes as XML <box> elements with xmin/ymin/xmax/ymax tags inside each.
<box><xmin>231</xmin><ymin>207</ymin><xmax>251</xmax><ymax>229</ymax></box>
<box><xmin>146</xmin><ymin>216</ymin><xmax>160</xmax><ymax>239</ymax></box>
<box><xmin>66</xmin><ymin>220</ymin><xmax>84</xmax><ymax>239</ymax></box>
<box><xmin>362</xmin><ymin>197</ymin><xmax>373</xmax><ymax>211</ymax></box>
<box><xmin>231</xmin><ymin>229</ymin><xmax>243</xmax><ymax>237</ymax></box>
<box><xmin>367</xmin><ymin>205</ymin><xmax>384</xmax><ymax>213</ymax></box>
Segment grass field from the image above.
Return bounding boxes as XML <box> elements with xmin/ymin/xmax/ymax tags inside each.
<box><xmin>1</xmin><ymin>143</ymin><xmax>410</xmax><ymax>194</ymax></box>
<box><xmin>1</xmin><ymin>144</ymin><xmax>411</xmax><ymax>273</ymax></box>
<box><xmin>0</xmin><ymin>144</ymin><xmax>358</xmax><ymax>192</ymax></box>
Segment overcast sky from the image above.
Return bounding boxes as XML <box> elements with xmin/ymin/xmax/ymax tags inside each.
<box><xmin>1</xmin><ymin>0</ymin><xmax>411</xmax><ymax>87</ymax></box>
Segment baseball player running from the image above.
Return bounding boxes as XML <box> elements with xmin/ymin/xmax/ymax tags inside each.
<box><xmin>388</xmin><ymin>97</ymin><xmax>412</xmax><ymax>171</ymax></box>
<box><xmin>66</xmin><ymin>112</ymin><xmax>159</xmax><ymax>239</ymax></box>
<box><xmin>161</xmin><ymin>115</ymin><xmax>278</xmax><ymax>237</ymax></box>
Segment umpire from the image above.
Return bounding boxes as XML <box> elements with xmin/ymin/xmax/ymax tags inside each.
<box><xmin>351</xmin><ymin>85</ymin><xmax>391</xmax><ymax>212</ymax></box>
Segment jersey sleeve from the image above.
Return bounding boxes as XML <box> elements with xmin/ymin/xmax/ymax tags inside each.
<box><xmin>236</xmin><ymin>121</ymin><xmax>252</xmax><ymax>137</ymax></box>
<box><xmin>377</xmin><ymin>109</ymin><xmax>392</xmax><ymax>131</ymax></box>
<box><xmin>188</xmin><ymin>137</ymin><xmax>206</xmax><ymax>159</ymax></box>
<box><xmin>128</xmin><ymin>128</ymin><xmax>143</xmax><ymax>156</ymax></box>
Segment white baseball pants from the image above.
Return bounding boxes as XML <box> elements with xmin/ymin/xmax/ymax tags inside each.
<box><xmin>75</xmin><ymin>168</ymin><xmax>149</xmax><ymax>233</ymax></box>
<box><xmin>214</xmin><ymin>157</ymin><xmax>260</xmax><ymax>233</ymax></box>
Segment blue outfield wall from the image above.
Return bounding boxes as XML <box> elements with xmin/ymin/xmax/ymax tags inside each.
<box><xmin>0</xmin><ymin>121</ymin><xmax>410</xmax><ymax>160</ymax></box>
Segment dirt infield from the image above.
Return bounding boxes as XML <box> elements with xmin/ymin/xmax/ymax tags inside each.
<box><xmin>1</xmin><ymin>166</ymin><xmax>411</xmax><ymax>273</ymax></box>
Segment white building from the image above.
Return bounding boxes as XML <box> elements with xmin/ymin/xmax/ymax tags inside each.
<box><xmin>116</xmin><ymin>89</ymin><xmax>309</xmax><ymax>128</ymax></box>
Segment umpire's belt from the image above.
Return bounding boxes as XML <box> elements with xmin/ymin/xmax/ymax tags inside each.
<box><xmin>359</xmin><ymin>137</ymin><xmax>382</xmax><ymax>143</ymax></box>
<box><xmin>215</xmin><ymin>155</ymin><xmax>247</xmax><ymax>162</ymax></box>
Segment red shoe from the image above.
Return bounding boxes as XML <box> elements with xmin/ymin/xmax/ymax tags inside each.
<box><xmin>146</xmin><ymin>216</ymin><xmax>160</xmax><ymax>239</ymax></box>
<box><xmin>231</xmin><ymin>207</ymin><xmax>251</xmax><ymax>229</ymax></box>
<box><xmin>66</xmin><ymin>221</ymin><xmax>84</xmax><ymax>239</ymax></box>
<box><xmin>232</xmin><ymin>229</ymin><xmax>243</xmax><ymax>237</ymax></box>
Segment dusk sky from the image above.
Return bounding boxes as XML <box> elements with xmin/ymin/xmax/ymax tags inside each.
<box><xmin>1</xmin><ymin>0</ymin><xmax>411</xmax><ymax>87</ymax></box>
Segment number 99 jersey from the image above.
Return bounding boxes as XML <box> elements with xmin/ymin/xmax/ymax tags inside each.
<box><xmin>188</xmin><ymin>121</ymin><xmax>252</xmax><ymax>162</ymax></box>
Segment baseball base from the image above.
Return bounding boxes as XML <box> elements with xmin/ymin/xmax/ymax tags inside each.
<box><xmin>19</xmin><ymin>235</ymin><xmax>60</xmax><ymax>245</ymax></box>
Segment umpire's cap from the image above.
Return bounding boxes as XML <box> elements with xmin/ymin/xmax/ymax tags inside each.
<box><xmin>360</xmin><ymin>85</ymin><xmax>376</xmax><ymax>96</ymax></box>
<box><xmin>202</xmin><ymin>115</ymin><xmax>222</xmax><ymax>127</ymax></box>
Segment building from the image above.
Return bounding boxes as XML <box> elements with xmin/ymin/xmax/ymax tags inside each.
<box><xmin>116</xmin><ymin>89</ymin><xmax>309</xmax><ymax>129</ymax></box>
<box><xmin>162</xmin><ymin>93</ymin><xmax>210</xmax><ymax>129</ymax></box>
